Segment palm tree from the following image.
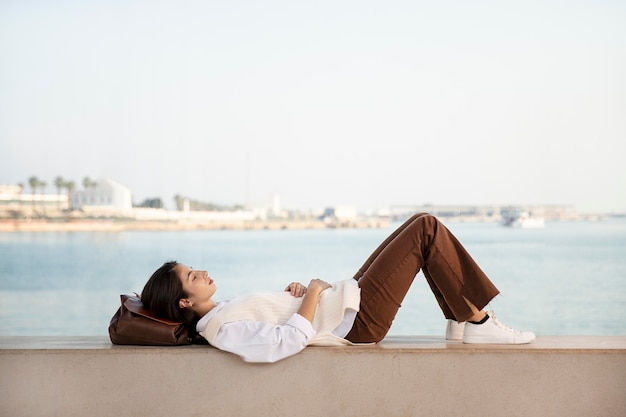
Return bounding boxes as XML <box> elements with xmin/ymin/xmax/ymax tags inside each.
<box><xmin>16</xmin><ymin>182</ymin><xmax>24</xmax><ymax>211</ymax></box>
<box><xmin>28</xmin><ymin>176</ymin><xmax>40</xmax><ymax>195</ymax></box>
<box><xmin>28</xmin><ymin>176</ymin><xmax>40</xmax><ymax>212</ymax></box>
<box><xmin>66</xmin><ymin>180</ymin><xmax>76</xmax><ymax>211</ymax></box>
<box><xmin>54</xmin><ymin>176</ymin><xmax>65</xmax><ymax>210</ymax></box>
<box><xmin>38</xmin><ymin>181</ymin><xmax>47</xmax><ymax>215</ymax></box>
<box><xmin>82</xmin><ymin>176</ymin><xmax>97</xmax><ymax>190</ymax></box>
<box><xmin>54</xmin><ymin>176</ymin><xmax>65</xmax><ymax>194</ymax></box>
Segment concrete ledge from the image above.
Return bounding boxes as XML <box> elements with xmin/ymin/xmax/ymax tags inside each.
<box><xmin>1</xmin><ymin>336</ymin><xmax>625</xmax><ymax>417</ymax></box>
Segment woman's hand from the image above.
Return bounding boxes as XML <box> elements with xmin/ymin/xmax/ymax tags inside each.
<box><xmin>285</xmin><ymin>279</ymin><xmax>332</xmax><ymax>298</ymax></box>
<box><xmin>295</xmin><ymin>279</ymin><xmax>332</xmax><ymax>323</ymax></box>
<box><xmin>284</xmin><ymin>282</ymin><xmax>307</xmax><ymax>298</ymax></box>
<box><xmin>305</xmin><ymin>278</ymin><xmax>332</xmax><ymax>295</ymax></box>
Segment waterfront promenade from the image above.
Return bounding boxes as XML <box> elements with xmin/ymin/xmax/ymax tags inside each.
<box><xmin>1</xmin><ymin>335</ymin><xmax>624</xmax><ymax>416</ymax></box>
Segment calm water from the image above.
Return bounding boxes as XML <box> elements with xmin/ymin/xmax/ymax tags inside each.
<box><xmin>1</xmin><ymin>219</ymin><xmax>625</xmax><ymax>337</ymax></box>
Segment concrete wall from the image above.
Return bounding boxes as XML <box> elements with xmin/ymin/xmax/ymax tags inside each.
<box><xmin>1</xmin><ymin>336</ymin><xmax>625</xmax><ymax>417</ymax></box>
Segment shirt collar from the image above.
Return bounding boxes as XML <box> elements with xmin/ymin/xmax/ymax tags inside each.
<box><xmin>196</xmin><ymin>300</ymin><xmax>226</xmax><ymax>332</ymax></box>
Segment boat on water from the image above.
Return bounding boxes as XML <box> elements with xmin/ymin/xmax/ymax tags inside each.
<box><xmin>501</xmin><ymin>208</ymin><xmax>545</xmax><ymax>228</ymax></box>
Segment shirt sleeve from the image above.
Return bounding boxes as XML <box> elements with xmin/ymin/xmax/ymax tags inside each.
<box><xmin>210</xmin><ymin>313</ymin><xmax>316</xmax><ymax>363</ymax></box>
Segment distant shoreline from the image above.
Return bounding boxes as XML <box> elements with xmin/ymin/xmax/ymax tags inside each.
<box><xmin>0</xmin><ymin>211</ymin><xmax>613</xmax><ymax>233</ymax></box>
<box><xmin>0</xmin><ymin>218</ymin><xmax>391</xmax><ymax>233</ymax></box>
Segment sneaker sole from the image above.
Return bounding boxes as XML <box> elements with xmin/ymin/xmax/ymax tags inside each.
<box><xmin>463</xmin><ymin>335</ymin><xmax>536</xmax><ymax>344</ymax></box>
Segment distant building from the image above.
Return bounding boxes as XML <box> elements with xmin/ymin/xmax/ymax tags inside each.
<box><xmin>389</xmin><ymin>204</ymin><xmax>578</xmax><ymax>222</ymax></box>
<box><xmin>321</xmin><ymin>205</ymin><xmax>357</xmax><ymax>221</ymax></box>
<box><xmin>0</xmin><ymin>185</ymin><xmax>23</xmax><ymax>197</ymax></box>
<box><xmin>71</xmin><ymin>178</ymin><xmax>132</xmax><ymax>212</ymax></box>
<box><xmin>0</xmin><ymin>184</ymin><xmax>68</xmax><ymax>216</ymax></box>
<box><xmin>269</xmin><ymin>193</ymin><xmax>283</xmax><ymax>218</ymax></box>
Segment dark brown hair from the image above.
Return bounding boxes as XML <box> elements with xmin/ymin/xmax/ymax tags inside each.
<box><xmin>141</xmin><ymin>261</ymin><xmax>198</xmax><ymax>326</ymax></box>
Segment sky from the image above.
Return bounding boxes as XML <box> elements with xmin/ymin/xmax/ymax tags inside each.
<box><xmin>1</xmin><ymin>0</ymin><xmax>625</xmax><ymax>213</ymax></box>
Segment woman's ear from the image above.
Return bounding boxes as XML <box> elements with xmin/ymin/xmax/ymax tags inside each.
<box><xmin>179</xmin><ymin>298</ymin><xmax>193</xmax><ymax>309</ymax></box>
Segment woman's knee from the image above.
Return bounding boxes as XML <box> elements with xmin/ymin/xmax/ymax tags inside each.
<box><xmin>407</xmin><ymin>212</ymin><xmax>431</xmax><ymax>221</ymax></box>
<box><xmin>410</xmin><ymin>212</ymin><xmax>439</xmax><ymax>231</ymax></box>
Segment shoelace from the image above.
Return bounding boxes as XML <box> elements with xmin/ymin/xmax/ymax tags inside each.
<box><xmin>486</xmin><ymin>310</ymin><xmax>523</xmax><ymax>335</ymax></box>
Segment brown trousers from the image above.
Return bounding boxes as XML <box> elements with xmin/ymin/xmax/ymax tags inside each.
<box><xmin>345</xmin><ymin>213</ymin><xmax>500</xmax><ymax>343</ymax></box>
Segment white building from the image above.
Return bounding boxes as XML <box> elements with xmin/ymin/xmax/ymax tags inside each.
<box><xmin>321</xmin><ymin>205</ymin><xmax>358</xmax><ymax>222</ymax></box>
<box><xmin>71</xmin><ymin>178</ymin><xmax>132</xmax><ymax>213</ymax></box>
<box><xmin>0</xmin><ymin>185</ymin><xmax>68</xmax><ymax>215</ymax></box>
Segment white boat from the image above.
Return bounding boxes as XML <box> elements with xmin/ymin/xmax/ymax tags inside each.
<box><xmin>501</xmin><ymin>209</ymin><xmax>545</xmax><ymax>228</ymax></box>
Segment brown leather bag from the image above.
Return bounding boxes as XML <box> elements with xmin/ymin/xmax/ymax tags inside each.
<box><xmin>109</xmin><ymin>294</ymin><xmax>204</xmax><ymax>346</ymax></box>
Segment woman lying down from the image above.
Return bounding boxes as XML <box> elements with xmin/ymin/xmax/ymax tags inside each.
<box><xmin>141</xmin><ymin>213</ymin><xmax>535</xmax><ymax>363</ymax></box>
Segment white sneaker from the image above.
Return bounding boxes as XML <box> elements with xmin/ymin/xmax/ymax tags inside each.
<box><xmin>463</xmin><ymin>311</ymin><xmax>535</xmax><ymax>344</ymax></box>
<box><xmin>445</xmin><ymin>320</ymin><xmax>465</xmax><ymax>341</ymax></box>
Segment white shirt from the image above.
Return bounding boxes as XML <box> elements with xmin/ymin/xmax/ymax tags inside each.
<box><xmin>196</xmin><ymin>301</ymin><xmax>357</xmax><ymax>363</ymax></box>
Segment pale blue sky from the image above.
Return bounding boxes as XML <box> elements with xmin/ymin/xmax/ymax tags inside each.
<box><xmin>1</xmin><ymin>0</ymin><xmax>625</xmax><ymax>212</ymax></box>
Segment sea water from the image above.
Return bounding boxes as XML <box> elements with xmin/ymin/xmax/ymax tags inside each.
<box><xmin>1</xmin><ymin>218</ymin><xmax>625</xmax><ymax>337</ymax></box>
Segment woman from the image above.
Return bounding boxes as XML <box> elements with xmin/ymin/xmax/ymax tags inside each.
<box><xmin>141</xmin><ymin>213</ymin><xmax>535</xmax><ymax>363</ymax></box>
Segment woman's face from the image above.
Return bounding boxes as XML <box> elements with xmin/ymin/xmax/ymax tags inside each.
<box><xmin>174</xmin><ymin>264</ymin><xmax>217</xmax><ymax>309</ymax></box>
